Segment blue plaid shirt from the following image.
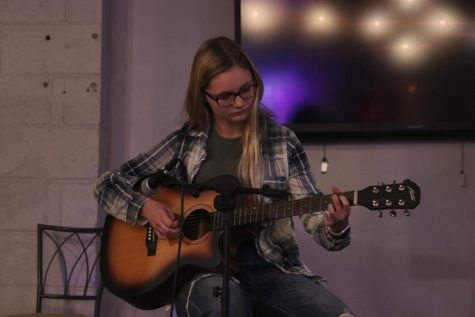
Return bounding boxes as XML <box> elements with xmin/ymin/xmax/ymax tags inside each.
<box><xmin>94</xmin><ymin>117</ymin><xmax>350</xmax><ymax>275</ymax></box>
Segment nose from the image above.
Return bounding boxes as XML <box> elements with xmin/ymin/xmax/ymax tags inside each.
<box><xmin>233</xmin><ymin>95</ymin><xmax>246</xmax><ymax>108</ymax></box>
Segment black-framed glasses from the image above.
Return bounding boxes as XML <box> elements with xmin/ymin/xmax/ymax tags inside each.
<box><xmin>204</xmin><ymin>83</ymin><xmax>258</xmax><ymax>108</ymax></box>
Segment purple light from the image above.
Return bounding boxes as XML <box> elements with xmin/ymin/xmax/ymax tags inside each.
<box><xmin>260</xmin><ymin>65</ymin><xmax>321</xmax><ymax>124</ymax></box>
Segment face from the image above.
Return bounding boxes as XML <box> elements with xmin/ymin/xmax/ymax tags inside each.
<box><xmin>204</xmin><ymin>66</ymin><xmax>255</xmax><ymax>134</ymax></box>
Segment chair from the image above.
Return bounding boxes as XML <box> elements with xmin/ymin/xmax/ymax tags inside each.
<box><xmin>35</xmin><ymin>224</ymin><xmax>104</xmax><ymax>317</ymax></box>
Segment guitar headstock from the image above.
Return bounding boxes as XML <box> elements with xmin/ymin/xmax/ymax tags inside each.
<box><xmin>358</xmin><ymin>179</ymin><xmax>420</xmax><ymax>216</ymax></box>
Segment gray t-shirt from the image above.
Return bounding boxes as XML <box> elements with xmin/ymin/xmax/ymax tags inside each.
<box><xmin>193</xmin><ymin>128</ymin><xmax>243</xmax><ymax>184</ymax></box>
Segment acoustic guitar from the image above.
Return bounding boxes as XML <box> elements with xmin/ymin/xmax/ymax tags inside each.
<box><xmin>100</xmin><ymin>179</ymin><xmax>420</xmax><ymax>309</ymax></box>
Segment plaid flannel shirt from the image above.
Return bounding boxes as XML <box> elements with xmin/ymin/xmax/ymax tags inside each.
<box><xmin>94</xmin><ymin>118</ymin><xmax>350</xmax><ymax>275</ymax></box>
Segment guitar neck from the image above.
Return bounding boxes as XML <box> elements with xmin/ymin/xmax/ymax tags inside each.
<box><xmin>208</xmin><ymin>191</ymin><xmax>357</xmax><ymax>231</ymax></box>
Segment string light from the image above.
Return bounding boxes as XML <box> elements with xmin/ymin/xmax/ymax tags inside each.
<box><xmin>424</xmin><ymin>8</ymin><xmax>462</xmax><ymax>37</ymax></box>
<box><xmin>302</xmin><ymin>4</ymin><xmax>340</xmax><ymax>35</ymax></box>
<box><xmin>240</xmin><ymin>0</ymin><xmax>469</xmax><ymax>66</ymax></box>
<box><xmin>361</xmin><ymin>10</ymin><xmax>394</xmax><ymax>39</ymax></box>
<box><xmin>390</xmin><ymin>35</ymin><xmax>425</xmax><ymax>65</ymax></box>
<box><xmin>241</xmin><ymin>1</ymin><xmax>285</xmax><ymax>38</ymax></box>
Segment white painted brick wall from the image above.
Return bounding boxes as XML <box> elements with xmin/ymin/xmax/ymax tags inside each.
<box><xmin>0</xmin><ymin>127</ymin><xmax>99</xmax><ymax>178</ymax></box>
<box><xmin>0</xmin><ymin>0</ymin><xmax>65</xmax><ymax>24</ymax></box>
<box><xmin>0</xmin><ymin>75</ymin><xmax>52</xmax><ymax>125</ymax></box>
<box><xmin>0</xmin><ymin>0</ymin><xmax>102</xmax><ymax>314</ymax></box>
<box><xmin>2</xmin><ymin>25</ymin><xmax>101</xmax><ymax>73</ymax></box>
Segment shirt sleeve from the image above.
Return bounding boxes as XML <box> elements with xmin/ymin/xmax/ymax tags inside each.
<box><xmin>286</xmin><ymin>130</ymin><xmax>351</xmax><ymax>251</ymax></box>
<box><xmin>93</xmin><ymin>131</ymin><xmax>181</xmax><ymax>225</ymax></box>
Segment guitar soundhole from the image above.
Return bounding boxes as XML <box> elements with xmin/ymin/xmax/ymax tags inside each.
<box><xmin>183</xmin><ymin>209</ymin><xmax>210</xmax><ymax>241</ymax></box>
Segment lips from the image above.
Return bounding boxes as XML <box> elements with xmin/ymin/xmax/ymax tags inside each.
<box><xmin>231</xmin><ymin>108</ymin><xmax>250</xmax><ymax>117</ymax></box>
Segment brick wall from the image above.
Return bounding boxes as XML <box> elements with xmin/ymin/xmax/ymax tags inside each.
<box><xmin>0</xmin><ymin>0</ymin><xmax>102</xmax><ymax>314</ymax></box>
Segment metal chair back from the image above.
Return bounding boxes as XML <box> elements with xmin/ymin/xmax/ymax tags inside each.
<box><xmin>37</xmin><ymin>224</ymin><xmax>103</xmax><ymax>317</ymax></box>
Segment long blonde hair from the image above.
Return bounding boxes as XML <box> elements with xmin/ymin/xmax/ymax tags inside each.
<box><xmin>184</xmin><ymin>37</ymin><xmax>265</xmax><ymax>186</ymax></box>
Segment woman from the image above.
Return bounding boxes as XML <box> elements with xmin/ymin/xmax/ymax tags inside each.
<box><xmin>95</xmin><ymin>37</ymin><xmax>354</xmax><ymax>317</ymax></box>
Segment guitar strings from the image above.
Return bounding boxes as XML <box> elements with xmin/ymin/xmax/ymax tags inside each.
<box><xmin>178</xmin><ymin>191</ymin><xmax>406</xmax><ymax>229</ymax></box>
<box><xmin>172</xmin><ymin>182</ymin><xmax>418</xmax><ymax>231</ymax></box>
<box><xmin>176</xmin><ymin>194</ymin><xmax>344</xmax><ymax>228</ymax></box>
<box><xmin>180</xmin><ymin>196</ymin><xmax>401</xmax><ymax>232</ymax></box>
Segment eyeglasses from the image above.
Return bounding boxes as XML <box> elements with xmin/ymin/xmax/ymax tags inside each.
<box><xmin>204</xmin><ymin>84</ymin><xmax>258</xmax><ymax>108</ymax></box>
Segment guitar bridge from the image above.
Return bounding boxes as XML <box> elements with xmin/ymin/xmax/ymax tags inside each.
<box><xmin>146</xmin><ymin>224</ymin><xmax>157</xmax><ymax>256</ymax></box>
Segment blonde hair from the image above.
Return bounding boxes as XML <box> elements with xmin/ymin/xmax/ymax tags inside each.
<box><xmin>184</xmin><ymin>37</ymin><xmax>265</xmax><ymax>187</ymax></box>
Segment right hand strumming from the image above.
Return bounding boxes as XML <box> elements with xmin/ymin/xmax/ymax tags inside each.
<box><xmin>140</xmin><ymin>199</ymin><xmax>180</xmax><ymax>239</ymax></box>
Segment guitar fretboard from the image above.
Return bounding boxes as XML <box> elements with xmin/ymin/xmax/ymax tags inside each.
<box><xmin>208</xmin><ymin>191</ymin><xmax>357</xmax><ymax>230</ymax></box>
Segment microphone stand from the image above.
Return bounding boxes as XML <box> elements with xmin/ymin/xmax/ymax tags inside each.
<box><xmin>199</xmin><ymin>175</ymin><xmax>288</xmax><ymax>317</ymax></box>
<box><xmin>143</xmin><ymin>172</ymin><xmax>288</xmax><ymax>317</ymax></box>
<box><xmin>212</xmin><ymin>191</ymin><xmax>235</xmax><ymax>317</ymax></box>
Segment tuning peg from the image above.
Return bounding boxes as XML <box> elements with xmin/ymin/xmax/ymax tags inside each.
<box><xmin>404</xmin><ymin>210</ymin><xmax>411</xmax><ymax>217</ymax></box>
<box><xmin>390</xmin><ymin>210</ymin><xmax>398</xmax><ymax>217</ymax></box>
<box><xmin>378</xmin><ymin>210</ymin><xmax>383</xmax><ymax>218</ymax></box>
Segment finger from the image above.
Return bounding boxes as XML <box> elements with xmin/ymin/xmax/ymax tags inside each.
<box><xmin>331</xmin><ymin>186</ymin><xmax>350</xmax><ymax>211</ymax></box>
<box><xmin>163</xmin><ymin>208</ymin><xmax>177</xmax><ymax>221</ymax></box>
<box><xmin>155</xmin><ymin>221</ymin><xmax>176</xmax><ymax>237</ymax></box>
<box><xmin>326</xmin><ymin>204</ymin><xmax>335</xmax><ymax>224</ymax></box>
<box><xmin>331</xmin><ymin>193</ymin><xmax>342</xmax><ymax>210</ymax></box>
<box><xmin>160</xmin><ymin>211</ymin><xmax>179</xmax><ymax>228</ymax></box>
<box><xmin>158</xmin><ymin>215</ymin><xmax>181</xmax><ymax>234</ymax></box>
<box><xmin>161</xmin><ymin>217</ymin><xmax>179</xmax><ymax>229</ymax></box>
<box><xmin>331</xmin><ymin>186</ymin><xmax>342</xmax><ymax>195</ymax></box>
<box><xmin>327</xmin><ymin>203</ymin><xmax>335</xmax><ymax>215</ymax></box>
<box><xmin>165</xmin><ymin>226</ymin><xmax>180</xmax><ymax>236</ymax></box>
<box><xmin>154</xmin><ymin>229</ymin><xmax>167</xmax><ymax>240</ymax></box>
<box><xmin>339</xmin><ymin>194</ymin><xmax>350</xmax><ymax>207</ymax></box>
<box><xmin>155</xmin><ymin>225</ymin><xmax>180</xmax><ymax>239</ymax></box>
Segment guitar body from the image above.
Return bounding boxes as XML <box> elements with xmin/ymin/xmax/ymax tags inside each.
<box><xmin>100</xmin><ymin>188</ymin><xmax>222</xmax><ymax>309</ymax></box>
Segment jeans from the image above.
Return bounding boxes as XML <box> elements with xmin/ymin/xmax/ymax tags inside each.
<box><xmin>174</xmin><ymin>241</ymin><xmax>354</xmax><ymax>317</ymax></box>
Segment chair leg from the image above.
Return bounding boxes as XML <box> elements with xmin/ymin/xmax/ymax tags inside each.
<box><xmin>94</xmin><ymin>282</ymin><xmax>104</xmax><ymax>317</ymax></box>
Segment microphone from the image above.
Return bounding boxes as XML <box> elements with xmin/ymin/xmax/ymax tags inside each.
<box><xmin>140</xmin><ymin>158</ymin><xmax>179</xmax><ymax>195</ymax></box>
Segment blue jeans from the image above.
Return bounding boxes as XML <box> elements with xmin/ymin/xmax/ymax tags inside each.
<box><xmin>174</xmin><ymin>241</ymin><xmax>354</xmax><ymax>317</ymax></box>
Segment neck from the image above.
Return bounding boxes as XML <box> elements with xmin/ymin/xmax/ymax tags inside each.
<box><xmin>213</xmin><ymin>122</ymin><xmax>243</xmax><ymax>139</ymax></box>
